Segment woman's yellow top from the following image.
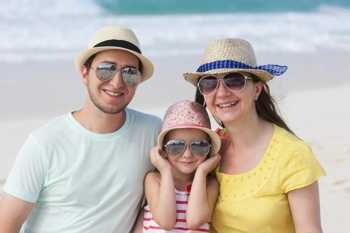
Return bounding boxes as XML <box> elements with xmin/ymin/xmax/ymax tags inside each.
<box><xmin>212</xmin><ymin>125</ymin><xmax>325</xmax><ymax>233</ymax></box>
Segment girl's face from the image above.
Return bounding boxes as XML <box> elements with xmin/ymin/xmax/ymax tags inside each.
<box><xmin>201</xmin><ymin>73</ymin><xmax>263</xmax><ymax>125</ymax></box>
<box><xmin>163</xmin><ymin>128</ymin><xmax>210</xmax><ymax>176</ymax></box>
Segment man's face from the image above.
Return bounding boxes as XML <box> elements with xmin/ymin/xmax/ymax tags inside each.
<box><xmin>83</xmin><ymin>50</ymin><xmax>141</xmax><ymax>115</ymax></box>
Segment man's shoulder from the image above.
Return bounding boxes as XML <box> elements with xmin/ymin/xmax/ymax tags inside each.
<box><xmin>31</xmin><ymin>113</ymin><xmax>70</xmax><ymax>141</ymax></box>
<box><xmin>126</xmin><ymin>108</ymin><xmax>161</xmax><ymax>127</ymax></box>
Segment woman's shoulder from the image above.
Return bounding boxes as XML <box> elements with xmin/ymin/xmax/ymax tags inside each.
<box><xmin>272</xmin><ymin>125</ymin><xmax>324</xmax><ymax>171</ymax></box>
<box><xmin>272</xmin><ymin>126</ymin><xmax>326</xmax><ymax>191</ymax></box>
<box><xmin>273</xmin><ymin>124</ymin><xmax>311</xmax><ymax>154</ymax></box>
<box><xmin>215</xmin><ymin>125</ymin><xmax>311</xmax><ymax>155</ymax></box>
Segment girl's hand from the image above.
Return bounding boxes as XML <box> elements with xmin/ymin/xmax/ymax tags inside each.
<box><xmin>196</xmin><ymin>154</ymin><xmax>221</xmax><ymax>176</ymax></box>
<box><xmin>150</xmin><ymin>146</ymin><xmax>171</xmax><ymax>173</ymax></box>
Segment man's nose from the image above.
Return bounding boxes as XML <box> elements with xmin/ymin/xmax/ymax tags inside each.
<box><xmin>108</xmin><ymin>71</ymin><xmax>126</xmax><ymax>88</ymax></box>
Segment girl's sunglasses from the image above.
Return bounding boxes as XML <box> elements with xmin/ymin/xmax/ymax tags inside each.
<box><xmin>94</xmin><ymin>62</ymin><xmax>142</xmax><ymax>86</ymax></box>
<box><xmin>163</xmin><ymin>139</ymin><xmax>211</xmax><ymax>157</ymax></box>
<box><xmin>197</xmin><ymin>72</ymin><xmax>254</xmax><ymax>95</ymax></box>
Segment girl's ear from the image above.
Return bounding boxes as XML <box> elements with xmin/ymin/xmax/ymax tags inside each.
<box><xmin>159</xmin><ymin>146</ymin><xmax>167</xmax><ymax>158</ymax></box>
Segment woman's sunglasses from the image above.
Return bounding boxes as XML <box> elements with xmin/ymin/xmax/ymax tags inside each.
<box><xmin>163</xmin><ymin>139</ymin><xmax>211</xmax><ymax>157</ymax></box>
<box><xmin>197</xmin><ymin>72</ymin><xmax>255</xmax><ymax>95</ymax></box>
<box><xmin>94</xmin><ymin>62</ymin><xmax>142</xmax><ymax>86</ymax></box>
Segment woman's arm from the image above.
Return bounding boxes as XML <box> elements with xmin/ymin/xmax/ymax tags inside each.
<box><xmin>186</xmin><ymin>155</ymin><xmax>220</xmax><ymax>229</ymax></box>
<box><xmin>288</xmin><ymin>182</ymin><xmax>323</xmax><ymax>233</ymax></box>
<box><xmin>144</xmin><ymin>147</ymin><xmax>176</xmax><ymax>230</ymax></box>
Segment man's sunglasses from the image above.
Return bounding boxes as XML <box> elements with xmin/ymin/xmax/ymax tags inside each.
<box><xmin>93</xmin><ymin>62</ymin><xmax>142</xmax><ymax>86</ymax></box>
<box><xmin>163</xmin><ymin>139</ymin><xmax>211</xmax><ymax>157</ymax></box>
<box><xmin>197</xmin><ymin>72</ymin><xmax>255</xmax><ymax>95</ymax></box>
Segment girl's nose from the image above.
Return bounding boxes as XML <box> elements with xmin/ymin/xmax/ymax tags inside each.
<box><xmin>182</xmin><ymin>146</ymin><xmax>193</xmax><ymax>158</ymax></box>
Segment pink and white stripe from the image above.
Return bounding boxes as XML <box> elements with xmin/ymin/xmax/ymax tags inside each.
<box><xmin>143</xmin><ymin>189</ymin><xmax>210</xmax><ymax>233</ymax></box>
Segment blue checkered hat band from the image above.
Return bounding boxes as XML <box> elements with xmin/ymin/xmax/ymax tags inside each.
<box><xmin>196</xmin><ymin>59</ymin><xmax>287</xmax><ymax>76</ymax></box>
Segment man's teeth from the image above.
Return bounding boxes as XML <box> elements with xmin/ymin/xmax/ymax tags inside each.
<box><xmin>105</xmin><ymin>90</ymin><xmax>122</xmax><ymax>96</ymax></box>
<box><xmin>218</xmin><ymin>101</ymin><xmax>238</xmax><ymax>108</ymax></box>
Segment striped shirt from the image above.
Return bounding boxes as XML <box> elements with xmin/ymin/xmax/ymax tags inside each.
<box><xmin>143</xmin><ymin>188</ymin><xmax>210</xmax><ymax>233</ymax></box>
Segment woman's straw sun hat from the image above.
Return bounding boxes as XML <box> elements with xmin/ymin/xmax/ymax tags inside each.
<box><xmin>183</xmin><ymin>38</ymin><xmax>288</xmax><ymax>85</ymax></box>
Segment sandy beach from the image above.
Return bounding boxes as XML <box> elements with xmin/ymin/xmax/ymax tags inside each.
<box><xmin>1</xmin><ymin>50</ymin><xmax>349</xmax><ymax>232</ymax></box>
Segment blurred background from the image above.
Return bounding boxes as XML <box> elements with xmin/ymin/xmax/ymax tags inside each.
<box><xmin>1</xmin><ymin>0</ymin><xmax>350</xmax><ymax>61</ymax></box>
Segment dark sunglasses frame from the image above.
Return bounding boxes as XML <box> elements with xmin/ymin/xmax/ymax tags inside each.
<box><xmin>93</xmin><ymin>62</ymin><xmax>142</xmax><ymax>86</ymax></box>
<box><xmin>197</xmin><ymin>72</ymin><xmax>255</xmax><ymax>95</ymax></box>
<box><xmin>163</xmin><ymin>139</ymin><xmax>212</xmax><ymax>157</ymax></box>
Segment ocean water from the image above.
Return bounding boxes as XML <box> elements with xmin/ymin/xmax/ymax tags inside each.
<box><xmin>1</xmin><ymin>0</ymin><xmax>350</xmax><ymax>62</ymax></box>
<box><xmin>97</xmin><ymin>0</ymin><xmax>350</xmax><ymax>14</ymax></box>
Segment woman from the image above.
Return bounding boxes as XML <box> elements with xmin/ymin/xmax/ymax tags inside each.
<box><xmin>183</xmin><ymin>39</ymin><xmax>325</xmax><ymax>233</ymax></box>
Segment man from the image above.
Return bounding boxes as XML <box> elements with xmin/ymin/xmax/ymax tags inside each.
<box><xmin>0</xmin><ymin>26</ymin><xmax>161</xmax><ymax>233</ymax></box>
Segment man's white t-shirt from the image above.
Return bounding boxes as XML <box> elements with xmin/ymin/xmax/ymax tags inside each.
<box><xmin>4</xmin><ymin>109</ymin><xmax>161</xmax><ymax>233</ymax></box>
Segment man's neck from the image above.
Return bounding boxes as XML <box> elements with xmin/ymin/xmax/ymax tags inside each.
<box><xmin>73</xmin><ymin>106</ymin><xmax>126</xmax><ymax>134</ymax></box>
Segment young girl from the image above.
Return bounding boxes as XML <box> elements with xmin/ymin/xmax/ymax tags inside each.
<box><xmin>139</xmin><ymin>100</ymin><xmax>221</xmax><ymax>233</ymax></box>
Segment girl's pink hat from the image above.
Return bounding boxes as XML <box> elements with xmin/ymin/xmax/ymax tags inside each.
<box><xmin>158</xmin><ymin>100</ymin><xmax>221</xmax><ymax>154</ymax></box>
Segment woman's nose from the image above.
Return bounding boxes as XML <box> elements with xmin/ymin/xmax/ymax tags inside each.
<box><xmin>215</xmin><ymin>79</ymin><xmax>231</xmax><ymax>96</ymax></box>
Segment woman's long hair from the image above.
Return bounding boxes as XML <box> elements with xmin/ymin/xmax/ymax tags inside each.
<box><xmin>195</xmin><ymin>77</ymin><xmax>294</xmax><ymax>135</ymax></box>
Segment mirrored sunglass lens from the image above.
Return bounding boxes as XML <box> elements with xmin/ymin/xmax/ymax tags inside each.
<box><xmin>95</xmin><ymin>63</ymin><xmax>117</xmax><ymax>81</ymax></box>
<box><xmin>165</xmin><ymin>140</ymin><xmax>186</xmax><ymax>155</ymax></box>
<box><xmin>224</xmin><ymin>73</ymin><xmax>246</xmax><ymax>90</ymax></box>
<box><xmin>198</xmin><ymin>76</ymin><xmax>218</xmax><ymax>94</ymax></box>
<box><xmin>121</xmin><ymin>67</ymin><xmax>141</xmax><ymax>86</ymax></box>
<box><xmin>191</xmin><ymin>140</ymin><xmax>211</xmax><ymax>156</ymax></box>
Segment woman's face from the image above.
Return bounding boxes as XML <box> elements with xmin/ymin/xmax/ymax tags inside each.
<box><xmin>163</xmin><ymin>128</ymin><xmax>210</xmax><ymax>176</ymax></box>
<box><xmin>201</xmin><ymin>73</ymin><xmax>263</xmax><ymax>125</ymax></box>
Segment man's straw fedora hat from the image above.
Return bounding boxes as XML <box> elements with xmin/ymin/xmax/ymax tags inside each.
<box><xmin>183</xmin><ymin>38</ymin><xmax>287</xmax><ymax>85</ymax></box>
<box><xmin>75</xmin><ymin>26</ymin><xmax>154</xmax><ymax>82</ymax></box>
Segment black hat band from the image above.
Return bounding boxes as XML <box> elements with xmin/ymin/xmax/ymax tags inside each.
<box><xmin>94</xmin><ymin>39</ymin><xmax>141</xmax><ymax>54</ymax></box>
